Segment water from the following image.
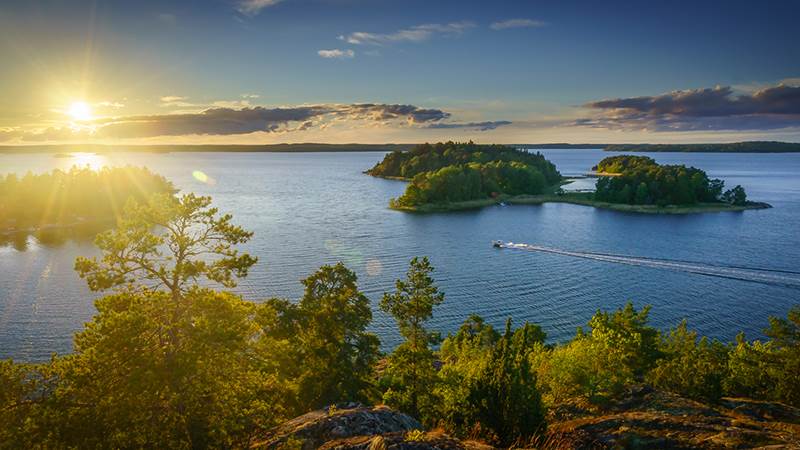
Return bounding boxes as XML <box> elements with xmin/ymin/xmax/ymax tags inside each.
<box><xmin>2</xmin><ymin>149</ymin><xmax>799</xmax><ymax>361</ymax></box>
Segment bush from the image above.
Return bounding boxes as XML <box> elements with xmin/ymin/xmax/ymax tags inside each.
<box><xmin>647</xmin><ymin>320</ymin><xmax>728</xmax><ymax>402</ymax></box>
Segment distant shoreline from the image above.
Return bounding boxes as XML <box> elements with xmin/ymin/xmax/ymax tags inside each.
<box><xmin>2</xmin><ymin>140</ymin><xmax>800</xmax><ymax>154</ymax></box>
<box><xmin>0</xmin><ymin>143</ymin><xmax>415</xmax><ymax>154</ymax></box>
<box><xmin>391</xmin><ymin>192</ymin><xmax>772</xmax><ymax>214</ymax></box>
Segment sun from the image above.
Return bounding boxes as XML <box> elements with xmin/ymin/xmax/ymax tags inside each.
<box><xmin>67</xmin><ymin>101</ymin><xmax>92</xmax><ymax>121</ymax></box>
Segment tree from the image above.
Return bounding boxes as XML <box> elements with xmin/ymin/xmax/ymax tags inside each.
<box><xmin>75</xmin><ymin>193</ymin><xmax>257</xmax><ymax>301</ymax></box>
<box><xmin>634</xmin><ymin>182</ymin><xmax>650</xmax><ymax>205</ymax></box>
<box><xmin>647</xmin><ymin>320</ymin><xmax>728</xmax><ymax>402</ymax></box>
<box><xmin>722</xmin><ymin>185</ymin><xmax>748</xmax><ymax>205</ymax></box>
<box><xmin>466</xmin><ymin>319</ymin><xmax>546</xmax><ymax>446</ymax></box>
<box><xmin>42</xmin><ymin>289</ymin><xmax>287</xmax><ymax>448</ymax></box>
<box><xmin>267</xmin><ymin>263</ymin><xmax>380</xmax><ymax>412</ymax></box>
<box><xmin>380</xmin><ymin>257</ymin><xmax>445</xmax><ymax>421</ymax></box>
<box><xmin>1</xmin><ymin>194</ymin><xmax>285</xmax><ymax>448</ymax></box>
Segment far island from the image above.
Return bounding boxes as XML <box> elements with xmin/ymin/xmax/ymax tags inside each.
<box><xmin>0</xmin><ymin>166</ymin><xmax>176</xmax><ymax>234</ymax></box>
<box><xmin>366</xmin><ymin>142</ymin><xmax>771</xmax><ymax>214</ymax></box>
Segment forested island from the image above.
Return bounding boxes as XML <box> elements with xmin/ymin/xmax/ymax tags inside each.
<box><xmin>367</xmin><ymin>143</ymin><xmax>770</xmax><ymax>213</ymax></box>
<box><xmin>592</xmin><ymin>155</ymin><xmax>765</xmax><ymax>210</ymax></box>
<box><xmin>366</xmin><ymin>142</ymin><xmax>563</xmax><ymax>210</ymax></box>
<box><xmin>0</xmin><ymin>166</ymin><xmax>175</xmax><ymax>233</ymax></box>
<box><xmin>2</xmin><ymin>193</ymin><xmax>799</xmax><ymax>448</ymax></box>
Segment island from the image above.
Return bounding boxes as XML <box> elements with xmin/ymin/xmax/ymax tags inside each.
<box><xmin>366</xmin><ymin>143</ymin><xmax>771</xmax><ymax>213</ymax></box>
<box><xmin>0</xmin><ymin>166</ymin><xmax>176</xmax><ymax>233</ymax></box>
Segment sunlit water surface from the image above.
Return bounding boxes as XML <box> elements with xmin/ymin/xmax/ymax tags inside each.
<box><xmin>2</xmin><ymin>150</ymin><xmax>799</xmax><ymax>361</ymax></box>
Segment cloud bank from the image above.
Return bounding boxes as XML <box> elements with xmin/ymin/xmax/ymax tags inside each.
<box><xmin>579</xmin><ymin>84</ymin><xmax>800</xmax><ymax>131</ymax></box>
<box><xmin>8</xmin><ymin>103</ymin><xmax>509</xmax><ymax>141</ymax></box>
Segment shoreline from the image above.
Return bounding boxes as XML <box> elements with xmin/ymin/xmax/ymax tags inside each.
<box><xmin>1</xmin><ymin>218</ymin><xmax>114</xmax><ymax>237</ymax></box>
<box><xmin>390</xmin><ymin>193</ymin><xmax>772</xmax><ymax>214</ymax></box>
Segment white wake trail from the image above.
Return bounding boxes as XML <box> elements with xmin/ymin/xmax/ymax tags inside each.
<box><xmin>497</xmin><ymin>242</ymin><xmax>800</xmax><ymax>288</ymax></box>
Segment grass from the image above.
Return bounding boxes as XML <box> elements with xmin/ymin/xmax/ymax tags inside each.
<box><xmin>390</xmin><ymin>192</ymin><xmax>771</xmax><ymax>215</ymax></box>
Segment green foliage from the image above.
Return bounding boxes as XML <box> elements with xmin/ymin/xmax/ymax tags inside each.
<box><xmin>647</xmin><ymin>320</ymin><xmax>728</xmax><ymax>402</ymax></box>
<box><xmin>465</xmin><ymin>319</ymin><xmax>546</xmax><ymax>446</ymax></box>
<box><xmin>725</xmin><ymin>306</ymin><xmax>800</xmax><ymax>406</ymax></box>
<box><xmin>75</xmin><ymin>193</ymin><xmax>257</xmax><ymax>299</ymax></box>
<box><xmin>263</xmin><ymin>263</ymin><xmax>381</xmax><ymax>412</ymax></box>
<box><xmin>593</xmin><ymin>155</ymin><xmax>733</xmax><ymax>206</ymax></box>
<box><xmin>392</xmin><ymin>160</ymin><xmax>551</xmax><ymax>207</ymax></box>
<box><xmin>0</xmin><ymin>166</ymin><xmax>175</xmax><ymax>230</ymax></box>
<box><xmin>721</xmin><ymin>185</ymin><xmax>748</xmax><ymax>205</ymax></box>
<box><xmin>369</xmin><ymin>141</ymin><xmax>561</xmax><ymax>208</ymax></box>
<box><xmin>367</xmin><ymin>141</ymin><xmax>560</xmax><ymax>183</ymax></box>
<box><xmin>380</xmin><ymin>257</ymin><xmax>444</xmax><ymax>421</ymax></box>
<box><xmin>593</xmin><ymin>155</ymin><xmax>657</xmax><ymax>173</ymax></box>
<box><xmin>537</xmin><ymin>302</ymin><xmax>660</xmax><ymax>404</ymax></box>
<box><xmin>436</xmin><ymin>317</ymin><xmax>546</xmax><ymax>446</ymax></box>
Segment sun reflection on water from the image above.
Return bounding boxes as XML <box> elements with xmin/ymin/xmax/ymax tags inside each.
<box><xmin>59</xmin><ymin>152</ymin><xmax>108</xmax><ymax>171</ymax></box>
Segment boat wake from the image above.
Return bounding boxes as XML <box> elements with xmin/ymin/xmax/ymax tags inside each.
<box><xmin>495</xmin><ymin>242</ymin><xmax>800</xmax><ymax>289</ymax></box>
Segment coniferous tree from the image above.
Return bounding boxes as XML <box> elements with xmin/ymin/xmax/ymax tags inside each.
<box><xmin>380</xmin><ymin>257</ymin><xmax>445</xmax><ymax>421</ymax></box>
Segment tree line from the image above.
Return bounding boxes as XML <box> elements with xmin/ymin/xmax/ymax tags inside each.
<box><xmin>593</xmin><ymin>155</ymin><xmax>748</xmax><ymax>206</ymax></box>
<box><xmin>367</xmin><ymin>141</ymin><xmax>561</xmax><ymax>183</ymax></box>
<box><xmin>0</xmin><ymin>166</ymin><xmax>175</xmax><ymax>231</ymax></box>
<box><xmin>1</xmin><ymin>193</ymin><xmax>797</xmax><ymax>448</ymax></box>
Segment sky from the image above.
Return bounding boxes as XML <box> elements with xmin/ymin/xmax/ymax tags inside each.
<box><xmin>1</xmin><ymin>0</ymin><xmax>799</xmax><ymax>145</ymax></box>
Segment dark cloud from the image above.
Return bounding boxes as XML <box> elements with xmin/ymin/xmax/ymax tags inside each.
<box><xmin>426</xmin><ymin>120</ymin><xmax>512</xmax><ymax>131</ymax></box>
<box><xmin>580</xmin><ymin>84</ymin><xmax>800</xmax><ymax>131</ymax></box>
<box><xmin>11</xmin><ymin>103</ymin><xmax>465</xmax><ymax>141</ymax></box>
<box><xmin>341</xmin><ymin>104</ymin><xmax>450</xmax><ymax>123</ymax></box>
<box><xmin>92</xmin><ymin>106</ymin><xmax>327</xmax><ymax>138</ymax></box>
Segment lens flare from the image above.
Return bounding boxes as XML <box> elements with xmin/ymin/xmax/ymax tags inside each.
<box><xmin>192</xmin><ymin>170</ymin><xmax>216</xmax><ymax>185</ymax></box>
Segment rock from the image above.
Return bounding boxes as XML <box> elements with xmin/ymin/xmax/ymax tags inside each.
<box><xmin>546</xmin><ymin>386</ymin><xmax>800</xmax><ymax>449</ymax></box>
<box><xmin>253</xmin><ymin>404</ymin><xmax>423</xmax><ymax>450</ymax></box>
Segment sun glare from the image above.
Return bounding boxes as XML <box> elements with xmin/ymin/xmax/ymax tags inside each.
<box><xmin>67</xmin><ymin>101</ymin><xmax>92</xmax><ymax>121</ymax></box>
<box><xmin>69</xmin><ymin>152</ymin><xmax>106</xmax><ymax>171</ymax></box>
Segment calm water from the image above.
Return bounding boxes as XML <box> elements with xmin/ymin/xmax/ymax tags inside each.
<box><xmin>2</xmin><ymin>149</ymin><xmax>800</xmax><ymax>361</ymax></box>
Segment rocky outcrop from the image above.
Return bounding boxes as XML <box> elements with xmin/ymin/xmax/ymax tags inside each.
<box><xmin>546</xmin><ymin>385</ymin><xmax>800</xmax><ymax>449</ymax></box>
<box><xmin>255</xmin><ymin>390</ymin><xmax>800</xmax><ymax>450</ymax></box>
<box><xmin>253</xmin><ymin>403</ymin><xmax>423</xmax><ymax>450</ymax></box>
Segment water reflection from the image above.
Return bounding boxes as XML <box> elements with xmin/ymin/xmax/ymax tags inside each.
<box><xmin>0</xmin><ymin>222</ymin><xmax>110</xmax><ymax>251</ymax></box>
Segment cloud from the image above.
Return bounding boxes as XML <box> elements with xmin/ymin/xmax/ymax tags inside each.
<box><xmin>490</xmin><ymin>19</ymin><xmax>546</xmax><ymax>30</ymax></box>
<box><xmin>341</xmin><ymin>104</ymin><xmax>451</xmax><ymax>124</ymax></box>
<box><xmin>10</xmin><ymin>103</ymin><xmax>460</xmax><ymax>141</ymax></box>
<box><xmin>427</xmin><ymin>120</ymin><xmax>512</xmax><ymax>131</ymax></box>
<box><xmin>339</xmin><ymin>21</ymin><xmax>475</xmax><ymax>45</ymax></box>
<box><xmin>318</xmin><ymin>49</ymin><xmax>355</xmax><ymax>59</ymax></box>
<box><xmin>579</xmin><ymin>83</ymin><xmax>800</xmax><ymax>131</ymax></box>
<box><xmin>236</xmin><ymin>0</ymin><xmax>283</xmax><ymax>16</ymax></box>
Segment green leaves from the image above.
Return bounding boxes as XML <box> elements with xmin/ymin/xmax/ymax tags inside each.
<box><xmin>75</xmin><ymin>193</ymin><xmax>256</xmax><ymax>299</ymax></box>
<box><xmin>379</xmin><ymin>257</ymin><xmax>445</xmax><ymax>420</ymax></box>
<box><xmin>264</xmin><ymin>263</ymin><xmax>380</xmax><ymax>412</ymax></box>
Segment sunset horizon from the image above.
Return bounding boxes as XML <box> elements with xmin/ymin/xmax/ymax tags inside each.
<box><xmin>2</xmin><ymin>0</ymin><xmax>799</xmax><ymax>146</ymax></box>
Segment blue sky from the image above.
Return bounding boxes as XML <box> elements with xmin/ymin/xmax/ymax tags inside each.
<box><xmin>1</xmin><ymin>0</ymin><xmax>799</xmax><ymax>144</ymax></box>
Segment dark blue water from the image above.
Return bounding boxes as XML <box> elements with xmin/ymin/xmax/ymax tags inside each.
<box><xmin>2</xmin><ymin>149</ymin><xmax>799</xmax><ymax>361</ymax></box>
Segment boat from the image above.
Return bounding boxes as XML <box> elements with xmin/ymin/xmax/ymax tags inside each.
<box><xmin>492</xmin><ymin>240</ymin><xmax>503</xmax><ymax>248</ymax></box>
